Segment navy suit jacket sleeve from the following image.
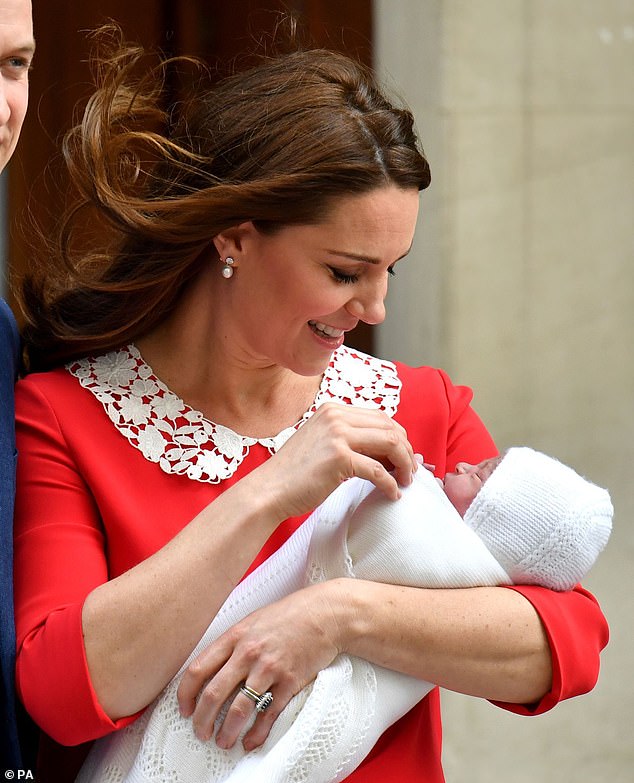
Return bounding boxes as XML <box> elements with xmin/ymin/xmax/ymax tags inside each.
<box><xmin>0</xmin><ymin>297</ymin><xmax>22</xmax><ymax>768</ymax></box>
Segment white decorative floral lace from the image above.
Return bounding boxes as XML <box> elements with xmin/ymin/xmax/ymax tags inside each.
<box><xmin>66</xmin><ymin>344</ymin><xmax>401</xmax><ymax>483</ymax></box>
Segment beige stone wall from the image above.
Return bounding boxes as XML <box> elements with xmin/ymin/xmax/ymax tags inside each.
<box><xmin>375</xmin><ymin>1</ymin><xmax>633</xmax><ymax>780</ymax></box>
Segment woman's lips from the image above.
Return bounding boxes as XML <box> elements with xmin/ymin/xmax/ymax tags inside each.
<box><xmin>308</xmin><ymin>320</ymin><xmax>345</xmax><ymax>340</ymax></box>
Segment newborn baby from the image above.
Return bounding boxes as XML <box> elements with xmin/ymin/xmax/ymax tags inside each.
<box><xmin>78</xmin><ymin>447</ymin><xmax>613</xmax><ymax>783</ymax></box>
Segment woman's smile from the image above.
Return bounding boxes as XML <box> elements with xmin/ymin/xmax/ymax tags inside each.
<box><xmin>308</xmin><ymin>320</ymin><xmax>346</xmax><ymax>347</ymax></box>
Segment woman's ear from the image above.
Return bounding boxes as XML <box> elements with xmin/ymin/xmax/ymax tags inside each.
<box><xmin>212</xmin><ymin>222</ymin><xmax>256</xmax><ymax>259</ymax></box>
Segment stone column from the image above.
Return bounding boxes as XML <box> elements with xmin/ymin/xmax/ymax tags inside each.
<box><xmin>375</xmin><ymin>1</ymin><xmax>634</xmax><ymax>780</ymax></box>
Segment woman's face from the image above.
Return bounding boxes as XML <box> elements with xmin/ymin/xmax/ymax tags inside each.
<box><xmin>218</xmin><ymin>185</ymin><xmax>420</xmax><ymax>376</ymax></box>
<box><xmin>442</xmin><ymin>457</ymin><xmax>502</xmax><ymax>517</ymax></box>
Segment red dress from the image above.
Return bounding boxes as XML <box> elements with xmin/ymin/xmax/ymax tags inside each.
<box><xmin>13</xmin><ymin>346</ymin><xmax>609</xmax><ymax>781</ymax></box>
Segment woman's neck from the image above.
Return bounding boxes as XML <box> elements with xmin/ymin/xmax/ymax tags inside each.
<box><xmin>134</xmin><ymin>272</ymin><xmax>323</xmax><ymax>438</ymax></box>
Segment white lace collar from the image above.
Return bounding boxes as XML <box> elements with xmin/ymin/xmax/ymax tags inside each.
<box><xmin>67</xmin><ymin>344</ymin><xmax>401</xmax><ymax>484</ymax></box>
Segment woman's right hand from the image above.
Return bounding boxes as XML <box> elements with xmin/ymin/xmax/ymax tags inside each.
<box><xmin>255</xmin><ymin>402</ymin><xmax>418</xmax><ymax>519</ymax></box>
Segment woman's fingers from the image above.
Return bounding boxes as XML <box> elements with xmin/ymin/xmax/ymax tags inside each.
<box><xmin>241</xmin><ymin>683</ymin><xmax>296</xmax><ymax>751</ymax></box>
<box><xmin>198</xmin><ymin>680</ymin><xmax>257</xmax><ymax>746</ymax></box>
<box><xmin>180</xmin><ymin>646</ymin><xmax>293</xmax><ymax>748</ymax></box>
<box><xmin>191</xmin><ymin>674</ymin><xmax>292</xmax><ymax>751</ymax></box>
<box><xmin>215</xmin><ymin>679</ymin><xmax>277</xmax><ymax>750</ymax></box>
<box><xmin>177</xmin><ymin>636</ymin><xmax>233</xmax><ymax>724</ymax></box>
<box><xmin>266</xmin><ymin>403</ymin><xmax>417</xmax><ymax>516</ymax></box>
<box><xmin>316</xmin><ymin>404</ymin><xmax>416</xmax><ymax>479</ymax></box>
<box><xmin>179</xmin><ymin>647</ymin><xmax>259</xmax><ymax>743</ymax></box>
<box><xmin>177</xmin><ymin>623</ymin><xmax>294</xmax><ymax>746</ymax></box>
<box><xmin>178</xmin><ymin>583</ymin><xmax>344</xmax><ymax>748</ymax></box>
<box><xmin>350</xmin><ymin>454</ymin><xmax>401</xmax><ymax>500</ymax></box>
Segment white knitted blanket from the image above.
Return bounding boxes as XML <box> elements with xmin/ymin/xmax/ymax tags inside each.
<box><xmin>77</xmin><ymin>469</ymin><xmax>513</xmax><ymax>783</ymax></box>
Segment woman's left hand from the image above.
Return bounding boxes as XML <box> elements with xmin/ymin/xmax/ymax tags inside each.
<box><xmin>177</xmin><ymin>580</ymin><xmax>348</xmax><ymax>750</ymax></box>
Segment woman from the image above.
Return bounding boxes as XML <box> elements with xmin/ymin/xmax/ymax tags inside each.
<box><xmin>13</xmin><ymin>25</ymin><xmax>608</xmax><ymax>782</ymax></box>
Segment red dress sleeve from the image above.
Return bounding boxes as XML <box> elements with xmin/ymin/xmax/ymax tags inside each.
<box><xmin>14</xmin><ymin>377</ymin><xmax>141</xmax><ymax>745</ymax></box>
<box><xmin>494</xmin><ymin>583</ymin><xmax>609</xmax><ymax>714</ymax></box>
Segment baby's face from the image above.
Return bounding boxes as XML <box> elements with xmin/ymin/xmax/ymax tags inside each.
<box><xmin>443</xmin><ymin>456</ymin><xmax>502</xmax><ymax>517</ymax></box>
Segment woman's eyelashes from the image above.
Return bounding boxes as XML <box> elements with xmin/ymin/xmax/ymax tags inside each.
<box><xmin>330</xmin><ymin>267</ymin><xmax>359</xmax><ymax>284</ymax></box>
<box><xmin>328</xmin><ymin>265</ymin><xmax>397</xmax><ymax>285</ymax></box>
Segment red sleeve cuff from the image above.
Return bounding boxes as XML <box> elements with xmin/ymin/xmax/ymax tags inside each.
<box><xmin>17</xmin><ymin>602</ymin><xmax>142</xmax><ymax>745</ymax></box>
<box><xmin>491</xmin><ymin>584</ymin><xmax>609</xmax><ymax>716</ymax></box>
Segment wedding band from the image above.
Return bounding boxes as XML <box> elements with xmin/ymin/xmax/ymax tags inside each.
<box><xmin>239</xmin><ymin>683</ymin><xmax>274</xmax><ymax>713</ymax></box>
<box><xmin>240</xmin><ymin>683</ymin><xmax>263</xmax><ymax>702</ymax></box>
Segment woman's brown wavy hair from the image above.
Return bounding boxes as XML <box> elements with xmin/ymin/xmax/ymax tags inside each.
<box><xmin>19</xmin><ymin>23</ymin><xmax>431</xmax><ymax>373</ymax></box>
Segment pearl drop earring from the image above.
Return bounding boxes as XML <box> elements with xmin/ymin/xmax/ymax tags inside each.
<box><xmin>221</xmin><ymin>256</ymin><xmax>235</xmax><ymax>279</ymax></box>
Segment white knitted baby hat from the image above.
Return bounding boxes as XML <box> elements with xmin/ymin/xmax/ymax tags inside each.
<box><xmin>463</xmin><ymin>447</ymin><xmax>613</xmax><ymax>591</ymax></box>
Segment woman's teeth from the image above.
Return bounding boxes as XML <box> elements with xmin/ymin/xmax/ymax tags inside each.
<box><xmin>309</xmin><ymin>321</ymin><xmax>344</xmax><ymax>339</ymax></box>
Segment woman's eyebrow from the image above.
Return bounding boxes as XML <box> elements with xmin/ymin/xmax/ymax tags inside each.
<box><xmin>324</xmin><ymin>246</ymin><xmax>413</xmax><ymax>265</ymax></box>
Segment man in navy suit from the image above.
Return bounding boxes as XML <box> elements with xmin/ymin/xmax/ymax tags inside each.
<box><xmin>0</xmin><ymin>0</ymin><xmax>36</xmax><ymax>770</ymax></box>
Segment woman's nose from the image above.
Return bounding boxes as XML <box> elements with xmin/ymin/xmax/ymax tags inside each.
<box><xmin>345</xmin><ymin>282</ymin><xmax>387</xmax><ymax>325</ymax></box>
